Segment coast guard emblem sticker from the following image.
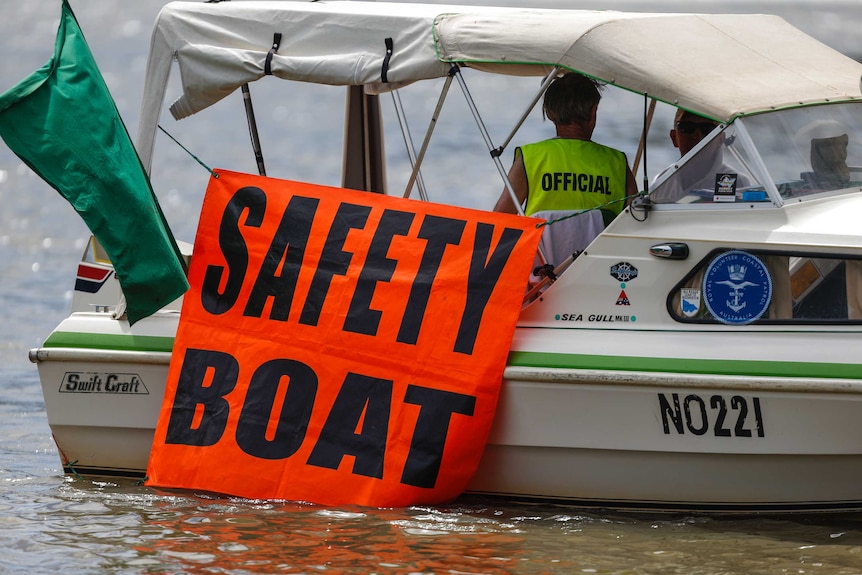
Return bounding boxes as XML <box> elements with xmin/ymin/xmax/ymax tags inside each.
<box><xmin>702</xmin><ymin>250</ymin><xmax>772</xmax><ymax>325</ymax></box>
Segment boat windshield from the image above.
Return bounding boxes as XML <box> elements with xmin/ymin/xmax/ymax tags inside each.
<box><xmin>743</xmin><ymin>102</ymin><xmax>862</xmax><ymax>201</ymax></box>
<box><xmin>649</xmin><ymin>102</ymin><xmax>862</xmax><ymax>205</ymax></box>
<box><xmin>649</xmin><ymin>122</ymin><xmax>763</xmax><ymax>205</ymax></box>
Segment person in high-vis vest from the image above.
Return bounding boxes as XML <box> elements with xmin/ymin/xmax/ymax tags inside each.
<box><xmin>493</xmin><ymin>72</ymin><xmax>637</xmax><ymax>227</ymax></box>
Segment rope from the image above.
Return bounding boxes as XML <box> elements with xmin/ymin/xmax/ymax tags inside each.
<box><xmin>535</xmin><ymin>192</ymin><xmax>642</xmax><ymax>228</ymax></box>
<box><xmin>65</xmin><ymin>460</ymin><xmax>85</xmax><ymax>481</ymax></box>
<box><xmin>157</xmin><ymin>125</ymin><xmax>219</xmax><ymax>178</ymax></box>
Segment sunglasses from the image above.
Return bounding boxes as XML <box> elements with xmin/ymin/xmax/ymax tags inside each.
<box><xmin>676</xmin><ymin>121</ymin><xmax>718</xmax><ymax>135</ymax></box>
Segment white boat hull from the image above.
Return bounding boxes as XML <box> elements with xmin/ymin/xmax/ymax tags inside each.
<box><xmin>472</xmin><ymin>368</ymin><xmax>862</xmax><ymax>511</ymax></box>
<box><xmin>30</xmin><ymin>313</ymin><xmax>177</xmax><ymax>477</ymax></box>
<box><xmin>31</xmin><ymin>313</ymin><xmax>862</xmax><ymax>512</ymax></box>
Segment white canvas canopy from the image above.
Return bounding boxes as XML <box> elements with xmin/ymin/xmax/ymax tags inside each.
<box><xmin>137</xmin><ymin>0</ymin><xmax>862</xmax><ymax>171</ymax></box>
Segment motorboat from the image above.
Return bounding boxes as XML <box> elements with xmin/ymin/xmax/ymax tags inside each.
<box><xmin>27</xmin><ymin>1</ymin><xmax>862</xmax><ymax>512</ymax></box>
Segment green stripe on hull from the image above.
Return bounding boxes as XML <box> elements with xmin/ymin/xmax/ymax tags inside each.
<box><xmin>44</xmin><ymin>331</ymin><xmax>175</xmax><ymax>353</ymax></box>
<box><xmin>41</xmin><ymin>332</ymin><xmax>862</xmax><ymax>380</ymax></box>
<box><xmin>508</xmin><ymin>351</ymin><xmax>862</xmax><ymax>380</ymax></box>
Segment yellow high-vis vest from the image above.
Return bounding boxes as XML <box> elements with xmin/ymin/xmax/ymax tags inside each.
<box><xmin>520</xmin><ymin>138</ymin><xmax>628</xmax><ymax>225</ymax></box>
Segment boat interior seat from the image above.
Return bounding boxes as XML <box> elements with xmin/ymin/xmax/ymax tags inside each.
<box><xmin>800</xmin><ymin>170</ymin><xmax>854</xmax><ymax>192</ymax></box>
<box><xmin>531</xmin><ymin>209</ymin><xmax>604</xmax><ymax>271</ymax></box>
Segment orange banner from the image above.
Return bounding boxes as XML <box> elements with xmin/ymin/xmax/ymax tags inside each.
<box><xmin>146</xmin><ymin>170</ymin><xmax>542</xmax><ymax>506</ymax></box>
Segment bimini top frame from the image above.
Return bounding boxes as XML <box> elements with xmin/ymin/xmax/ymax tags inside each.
<box><xmin>136</xmin><ymin>1</ymin><xmax>862</xmax><ymax>172</ymax></box>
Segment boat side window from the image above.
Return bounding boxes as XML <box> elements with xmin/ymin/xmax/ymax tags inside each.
<box><xmin>668</xmin><ymin>249</ymin><xmax>862</xmax><ymax>323</ymax></box>
<box><xmin>650</xmin><ymin>124</ymin><xmax>763</xmax><ymax>204</ymax></box>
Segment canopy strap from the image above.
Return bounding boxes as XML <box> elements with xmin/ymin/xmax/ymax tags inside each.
<box><xmin>381</xmin><ymin>37</ymin><xmax>394</xmax><ymax>83</ymax></box>
<box><xmin>265</xmin><ymin>33</ymin><xmax>282</xmax><ymax>76</ymax></box>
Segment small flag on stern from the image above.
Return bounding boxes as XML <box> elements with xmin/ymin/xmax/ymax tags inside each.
<box><xmin>0</xmin><ymin>0</ymin><xmax>188</xmax><ymax>324</ymax></box>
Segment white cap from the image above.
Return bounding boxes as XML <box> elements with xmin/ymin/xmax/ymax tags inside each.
<box><xmin>797</xmin><ymin>119</ymin><xmax>848</xmax><ymax>142</ymax></box>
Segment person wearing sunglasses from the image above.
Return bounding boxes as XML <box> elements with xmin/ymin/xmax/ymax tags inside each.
<box><xmin>669</xmin><ymin>109</ymin><xmax>720</xmax><ymax>158</ymax></box>
<box><xmin>651</xmin><ymin>108</ymin><xmax>749</xmax><ymax>203</ymax></box>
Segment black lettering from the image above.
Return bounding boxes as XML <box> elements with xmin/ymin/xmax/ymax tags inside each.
<box><xmin>455</xmin><ymin>224</ymin><xmax>523</xmax><ymax>355</ymax></box>
<box><xmin>397</xmin><ymin>215</ymin><xmax>466</xmax><ymax>345</ymax></box>
<box><xmin>753</xmin><ymin>397</ymin><xmax>765</xmax><ymax>437</ymax></box>
<box><xmin>400</xmin><ymin>385</ymin><xmax>476</xmax><ymax>488</ymax></box>
<box><xmin>711</xmin><ymin>395</ymin><xmax>732</xmax><ymax>437</ymax></box>
<box><xmin>65</xmin><ymin>373</ymin><xmax>79</xmax><ymax>391</ymax></box>
<box><xmin>684</xmin><ymin>394</ymin><xmax>708</xmax><ymax>435</ymax></box>
<box><xmin>577</xmin><ymin>173</ymin><xmax>588</xmax><ymax>192</ymax></box>
<box><xmin>235</xmin><ymin>358</ymin><xmax>318</xmax><ymax>460</ymax></box>
<box><xmin>299</xmin><ymin>203</ymin><xmax>371</xmax><ymax>326</ymax></box>
<box><xmin>659</xmin><ymin>393</ymin><xmax>684</xmax><ymax>434</ymax></box>
<box><xmin>541</xmin><ymin>173</ymin><xmax>552</xmax><ymax>191</ymax></box>
<box><xmin>343</xmin><ymin>209</ymin><xmax>415</xmax><ymax>335</ymax></box>
<box><xmin>731</xmin><ymin>395</ymin><xmax>753</xmax><ymax>437</ymax></box>
<box><xmin>663</xmin><ymin>393</ymin><xmax>766</xmax><ymax>438</ymax></box>
<box><xmin>595</xmin><ymin>175</ymin><xmax>606</xmax><ymax>195</ymax></box>
<box><xmin>201</xmin><ymin>187</ymin><xmax>266</xmax><ymax>315</ymax></box>
<box><xmin>306</xmin><ymin>373</ymin><xmax>392</xmax><ymax>478</ymax></box>
<box><xmin>244</xmin><ymin>195</ymin><xmax>319</xmax><ymax>320</ymax></box>
<box><xmin>165</xmin><ymin>348</ymin><xmax>239</xmax><ymax>446</ymax></box>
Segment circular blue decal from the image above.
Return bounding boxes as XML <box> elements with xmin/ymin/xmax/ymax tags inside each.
<box><xmin>702</xmin><ymin>250</ymin><xmax>772</xmax><ymax>325</ymax></box>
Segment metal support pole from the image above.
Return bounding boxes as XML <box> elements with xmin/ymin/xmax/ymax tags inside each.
<box><xmin>732</xmin><ymin>121</ymin><xmax>782</xmax><ymax>206</ymax></box>
<box><xmin>391</xmin><ymin>90</ymin><xmax>429</xmax><ymax>202</ymax></box>
<box><xmin>633</xmin><ymin>97</ymin><xmax>657</xmax><ymax>177</ymax></box>
<box><xmin>402</xmin><ymin>70</ymin><xmax>455</xmax><ymax>199</ymax></box>
<box><xmin>343</xmin><ymin>86</ymin><xmax>386</xmax><ymax>193</ymax></box>
<box><xmin>451</xmin><ymin>65</ymin><xmax>524</xmax><ymax>216</ymax></box>
<box><xmin>451</xmin><ymin>64</ymin><xmax>550</xmax><ymax>271</ymax></box>
<box><xmin>494</xmin><ymin>66</ymin><xmax>561</xmax><ymax>157</ymax></box>
<box><xmin>241</xmin><ymin>83</ymin><xmax>266</xmax><ymax>176</ymax></box>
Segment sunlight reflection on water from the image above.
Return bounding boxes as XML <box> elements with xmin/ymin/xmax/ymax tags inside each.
<box><xmin>3</xmin><ymin>470</ymin><xmax>862</xmax><ymax>574</ymax></box>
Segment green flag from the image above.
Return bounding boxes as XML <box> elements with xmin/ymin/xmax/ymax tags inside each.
<box><xmin>0</xmin><ymin>0</ymin><xmax>188</xmax><ymax>325</ymax></box>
